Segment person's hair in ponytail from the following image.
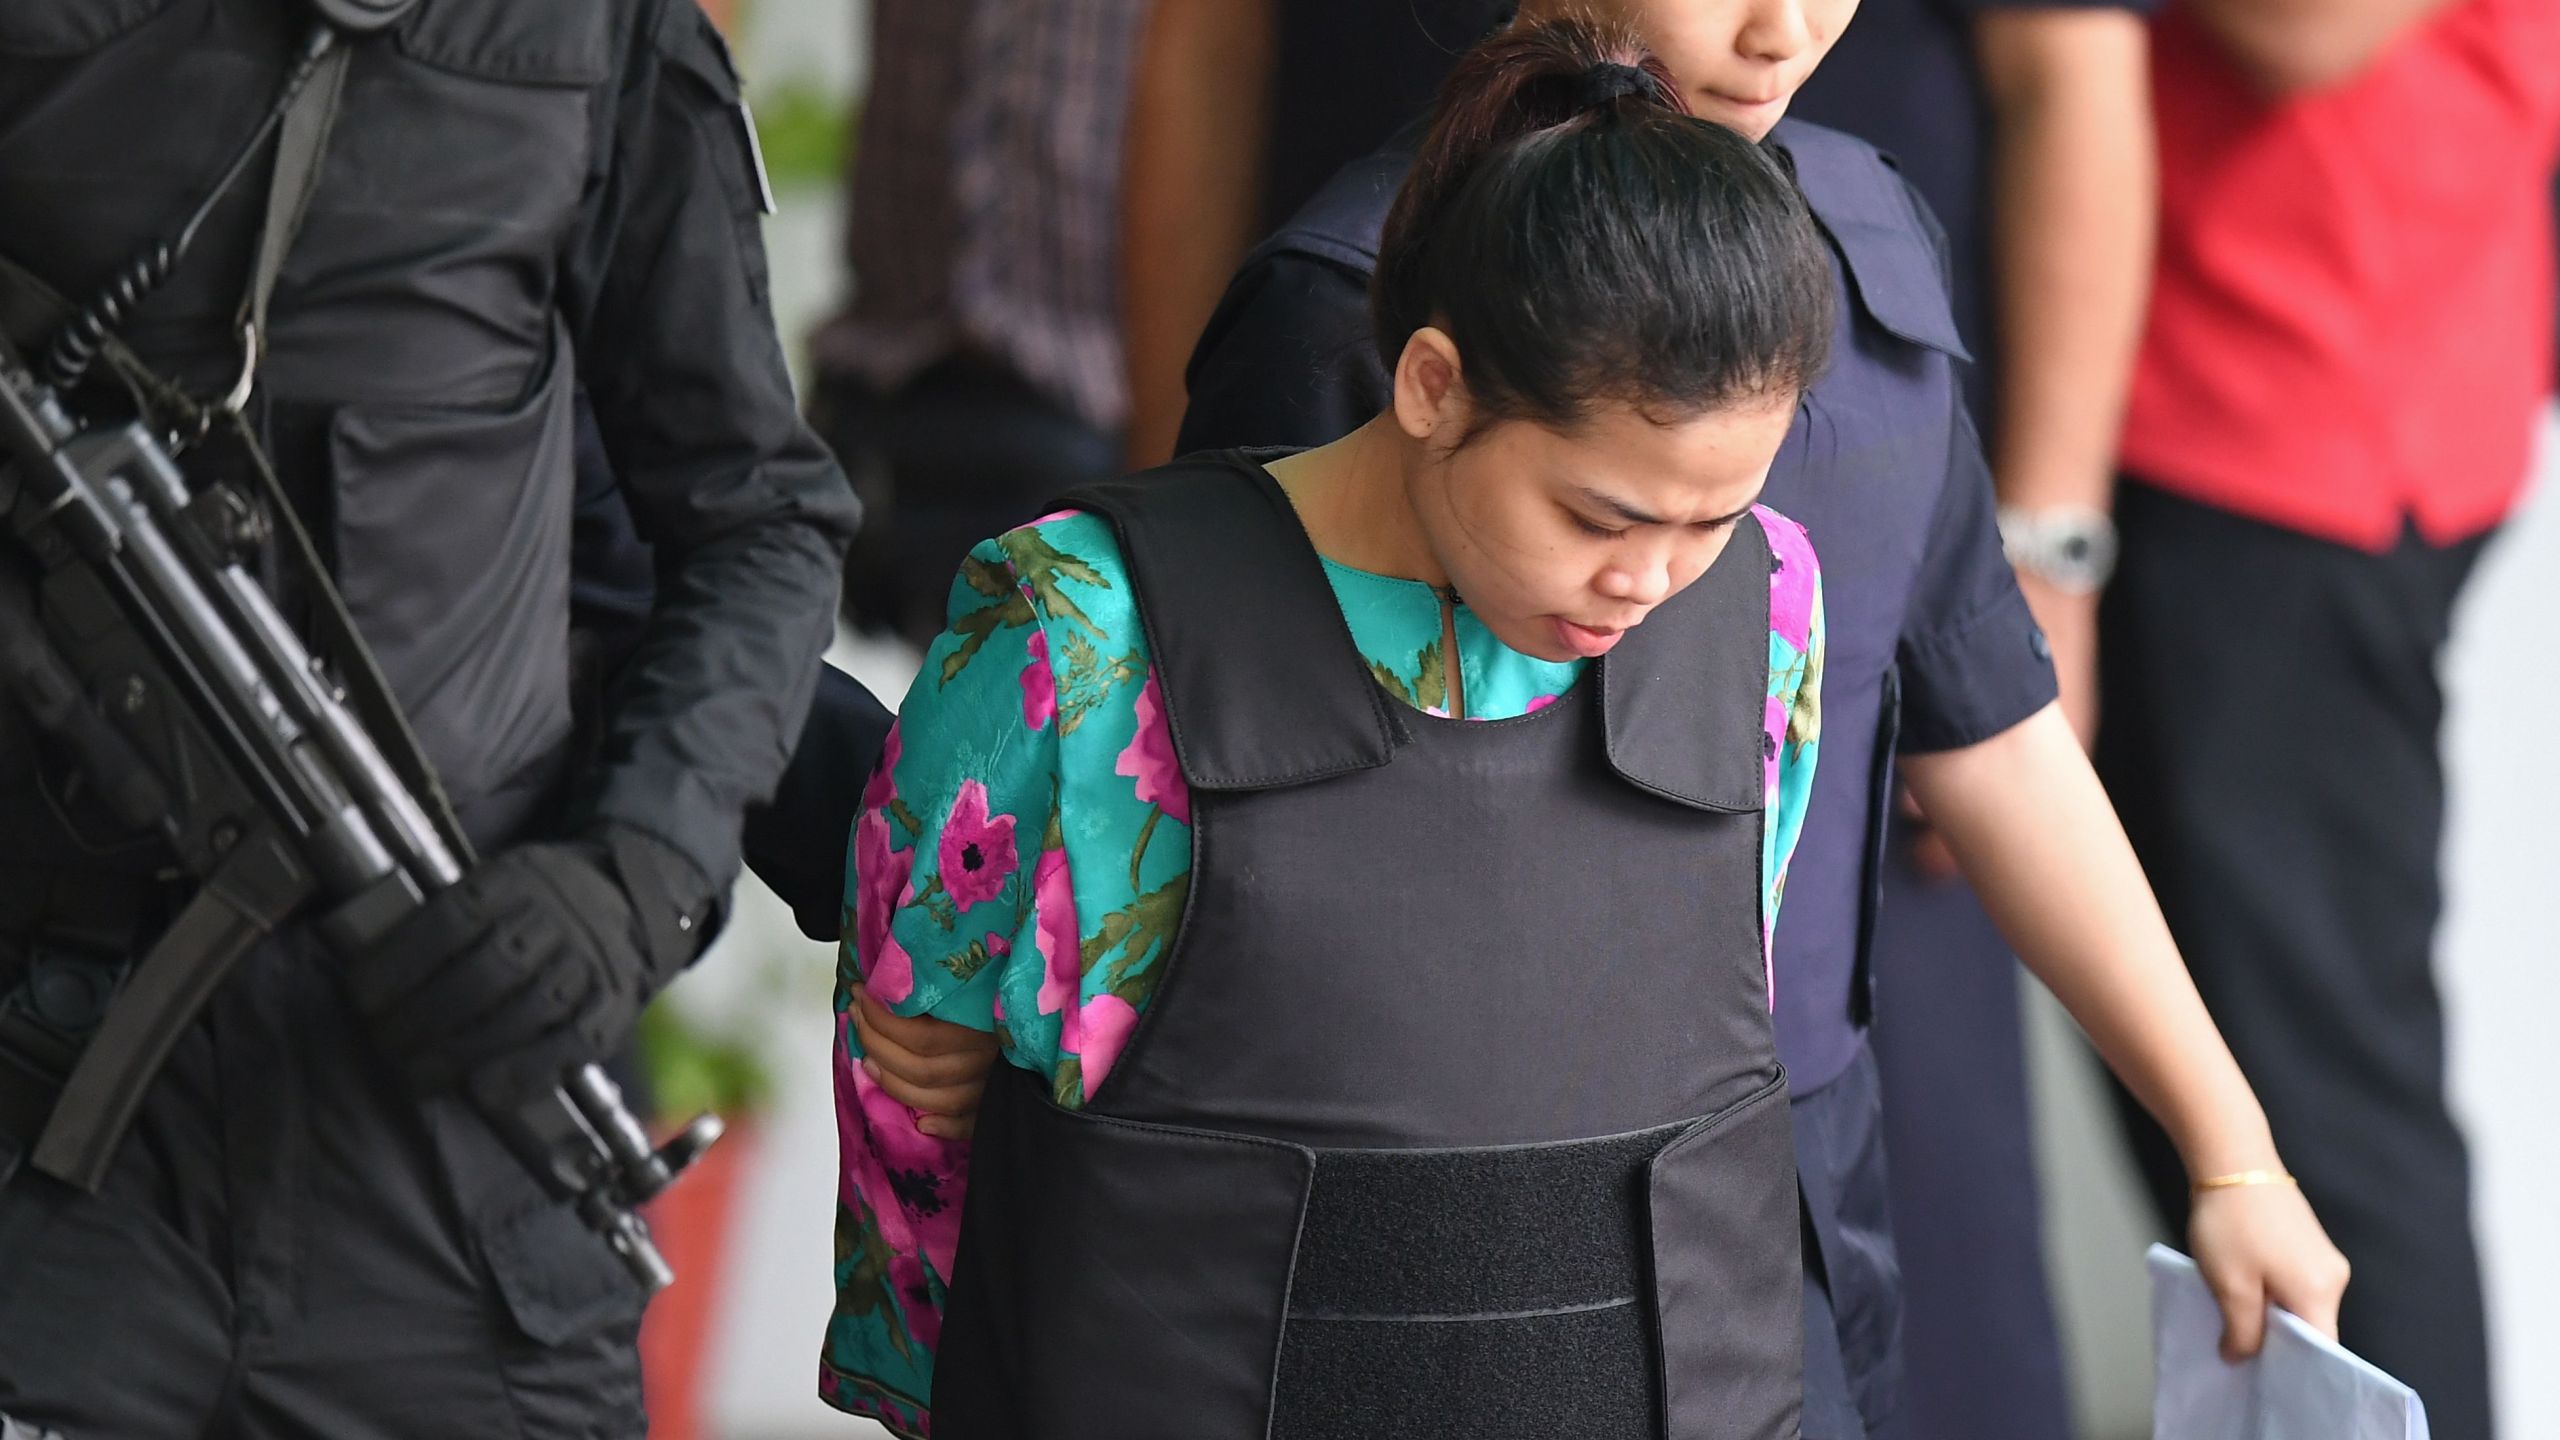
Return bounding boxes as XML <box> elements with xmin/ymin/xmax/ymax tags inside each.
<box><xmin>1371</xmin><ymin>16</ymin><xmax>1833</xmax><ymax>436</ymax></box>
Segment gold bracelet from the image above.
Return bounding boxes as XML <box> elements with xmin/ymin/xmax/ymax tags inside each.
<box><xmin>2191</xmin><ymin>1168</ymin><xmax>2298</xmax><ymax>1193</ymax></box>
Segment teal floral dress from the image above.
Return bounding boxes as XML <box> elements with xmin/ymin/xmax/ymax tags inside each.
<box><xmin>820</xmin><ymin>500</ymin><xmax>1827</xmax><ymax>1436</ymax></box>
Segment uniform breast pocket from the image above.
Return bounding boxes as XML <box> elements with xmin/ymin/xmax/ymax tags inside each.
<box><xmin>326</xmin><ymin>348</ymin><xmax>577</xmax><ymax>845</ymax></box>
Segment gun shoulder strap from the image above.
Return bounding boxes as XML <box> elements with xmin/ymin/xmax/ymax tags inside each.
<box><xmin>0</xmin><ymin>34</ymin><xmax>474</xmax><ymax>870</ymax></box>
<box><xmin>222</xmin><ymin>37</ymin><xmax>479</xmax><ymax>868</ymax></box>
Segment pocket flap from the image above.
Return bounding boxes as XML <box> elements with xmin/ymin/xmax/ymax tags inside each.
<box><xmin>1648</xmin><ymin>1070</ymin><xmax>1803</xmax><ymax>1440</ymax></box>
<box><xmin>478</xmin><ymin>1192</ymin><xmax>647</xmax><ymax>1347</ymax></box>
<box><xmin>0</xmin><ymin>0</ymin><xmax>180</xmax><ymax>57</ymax></box>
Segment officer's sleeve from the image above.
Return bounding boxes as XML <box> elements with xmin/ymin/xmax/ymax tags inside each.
<box><xmin>743</xmin><ymin>665</ymin><xmax>896</xmax><ymax>943</ymax></box>
<box><xmin>1176</xmin><ymin>250</ymin><xmax>1391</xmax><ymax>453</ymax></box>
<box><xmin>1894</xmin><ymin>390</ymin><xmax>2058</xmax><ymax>753</ymax></box>
<box><xmin>556</xmin><ymin>2</ymin><xmax>864</xmax><ymax>891</ymax></box>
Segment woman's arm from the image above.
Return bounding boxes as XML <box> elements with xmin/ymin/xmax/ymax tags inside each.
<box><xmin>1974</xmin><ymin>8</ymin><xmax>2154</xmax><ymax>745</ymax></box>
<box><xmin>824</xmin><ymin>542</ymin><xmax>1075</xmax><ymax>1420</ymax></box>
<box><xmin>1120</xmin><ymin>0</ymin><xmax>1277</xmax><ymax>468</ymax></box>
<box><xmin>1900</xmin><ymin>704</ymin><xmax>2351</xmax><ymax>1356</ymax></box>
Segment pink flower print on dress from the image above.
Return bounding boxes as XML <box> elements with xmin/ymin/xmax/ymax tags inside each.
<box><xmin>831</xmin><ymin>1044</ymin><xmax>918</xmax><ymax>1255</ymax></box>
<box><xmin>1526</xmin><ymin>694</ymin><xmax>1562</xmax><ymax>713</ymax></box>
<box><xmin>868</xmin><ymin>934</ymin><xmax>918</xmax><ymax>1010</ymax></box>
<box><xmin>850</xmin><ymin>1053</ymin><xmax>970</xmax><ymax>1280</ymax></box>
<box><xmin>935</xmin><ymin>780</ymin><xmax>1019</xmax><ymax>912</ymax></box>
<box><xmin>832</xmin><ymin>1043</ymin><xmax>968</xmax><ymax>1362</ymax></box>
<box><xmin>853</xmin><ymin>809</ymin><xmax>916</xmax><ymax>1005</ymax></box>
<box><xmin>1759</xmin><ymin>508</ymin><xmax>1817</xmax><ymax>653</ymax></box>
<box><xmin>859</xmin><ymin>721</ymin><xmax>904</xmax><ymax>815</ymax></box>
<box><xmin>1114</xmin><ymin>669</ymin><xmax>1191</xmax><ymax>824</ymax></box>
<box><xmin>888</xmin><ymin>1252</ymin><xmax>944</xmax><ymax>1354</ymax></box>
<box><xmin>1076</xmin><ymin>994</ymin><xmax>1142</xmax><ymax>1099</ymax></box>
<box><xmin>1031</xmin><ymin>845</ymin><xmax>1081</xmax><ymax>1017</ymax></box>
<box><xmin>1020</xmin><ymin>629</ymin><xmax>1058</xmax><ymax>731</ymax></box>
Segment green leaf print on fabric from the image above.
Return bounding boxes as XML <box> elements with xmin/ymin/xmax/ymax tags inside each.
<box><xmin>1082</xmin><ymin>874</ymin><xmax>1188</xmax><ymax>999</ymax></box>
<box><xmin>1778</xmin><ymin>644</ymin><xmax>1820</xmax><ymax>754</ymax></box>
<box><xmin>1413</xmin><ymin>638</ymin><xmax>1449</xmax><ymax>715</ymax></box>
<box><xmin>1055</xmin><ymin>628</ymin><xmax>1146</xmax><ymax>737</ymax></box>
<box><xmin>938</xmin><ymin>935</ymin><xmax>1005</xmax><ymax>984</ymax></box>
<box><xmin>886</xmin><ymin>795</ymin><xmax>927</xmax><ymax>842</ymax></box>
<box><xmin>1368</xmin><ymin>659</ymin><xmax>1415</xmax><ymax>707</ymax></box>
<box><xmin>997</xmin><ymin>528</ymin><xmax>1113</xmax><ymax>636</ymax></box>
<box><xmin>940</xmin><ymin>584</ymin><xmax>1036</xmax><ymax>686</ymax></box>
<box><xmin>905</xmin><ymin>874</ymin><xmax>961</xmax><ymax>934</ymax></box>
<box><xmin>958</xmin><ymin>553</ymin><xmax>1016</xmax><ymax>600</ymax></box>
<box><xmin>833</xmin><ymin>1193</ymin><xmax>918</xmax><ymax>1368</ymax></box>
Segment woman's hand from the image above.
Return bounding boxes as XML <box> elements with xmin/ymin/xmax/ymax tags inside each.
<box><xmin>850</xmin><ymin>987</ymin><xmax>1000</xmax><ymax>1139</ymax></box>
<box><xmin>2187</xmin><ymin>1180</ymin><xmax>2352</xmax><ymax>1360</ymax></box>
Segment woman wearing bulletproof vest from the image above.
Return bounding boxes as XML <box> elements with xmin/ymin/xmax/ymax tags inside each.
<box><xmin>820</xmin><ymin>18</ymin><xmax>2348</xmax><ymax>1440</ymax></box>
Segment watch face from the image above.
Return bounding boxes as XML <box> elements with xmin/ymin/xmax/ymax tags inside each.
<box><xmin>1999</xmin><ymin>507</ymin><xmax>2117</xmax><ymax>593</ymax></box>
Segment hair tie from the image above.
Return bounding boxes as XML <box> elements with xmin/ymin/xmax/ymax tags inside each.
<box><xmin>1573</xmin><ymin>62</ymin><xmax>1655</xmax><ymax>112</ymax></box>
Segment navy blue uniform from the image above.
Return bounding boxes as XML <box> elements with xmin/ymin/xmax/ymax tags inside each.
<box><xmin>1795</xmin><ymin>4</ymin><xmax>2155</xmax><ymax>1431</ymax></box>
<box><xmin>1178</xmin><ymin>119</ymin><xmax>2057</xmax><ymax>1440</ymax></box>
<box><xmin>1259</xmin><ymin>0</ymin><xmax>1511</xmax><ymax>229</ymax></box>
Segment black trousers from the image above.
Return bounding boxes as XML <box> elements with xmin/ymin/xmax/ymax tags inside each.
<box><xmin>2097</xmin><ymin>480</ymin><xmax>2495</xmax><ymax>1439</ymax></box>
<box><xmin>0</xmin><ymin>935</ymin><xmax>646</xmax><ymax>1439</ymax></box>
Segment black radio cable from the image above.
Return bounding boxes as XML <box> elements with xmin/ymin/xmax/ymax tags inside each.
<box><xmin>40</xmin><ymin>25</ymin><xmax>340</xmax><ymax>394</ymax></box>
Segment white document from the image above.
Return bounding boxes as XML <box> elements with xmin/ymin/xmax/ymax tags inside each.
<box><xmin>2149</xmin><ymin>1244</ymin><xmax>2429</xmax><ymax>1440</ymax></box>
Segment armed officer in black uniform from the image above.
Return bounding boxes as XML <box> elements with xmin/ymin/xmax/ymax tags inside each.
<box><xmin>0</xmin><ymin>1</ymin><xmax>859</xmax><ymax>1434</ymax></box>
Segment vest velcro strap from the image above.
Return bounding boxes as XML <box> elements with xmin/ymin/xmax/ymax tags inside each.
<box><xmin>1274</xmin><ymin>1300</ymin><xmax>1655</xmax><ymax>1440</ymax></box>
<box><xmin>1288</xmin><ymin>1118</ymin><xmax>1693</xmax><ymax>1320</ymax></box>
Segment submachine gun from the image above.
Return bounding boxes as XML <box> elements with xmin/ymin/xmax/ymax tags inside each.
<box><xmin>0</xmin><ymin>9</ymin><xmax>718</xmax><ymax>1294</ymax></box>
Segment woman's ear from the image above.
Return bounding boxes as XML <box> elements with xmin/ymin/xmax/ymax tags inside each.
<box><xmin>1390</xmin><ymin>327</ymin><xmax>1470</xmax><ymax>445</ymax></box>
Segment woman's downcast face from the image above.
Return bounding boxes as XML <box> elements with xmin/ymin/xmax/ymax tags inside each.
<box><xmin>1392</xmin><ymin>328</ymin><xmax>1798</xmax><ymax>663</ymax></box>
<box><xmin>1518</xmin><ymin>0</ymin><xmax>1863</xmax><ymax>139</ymax></box>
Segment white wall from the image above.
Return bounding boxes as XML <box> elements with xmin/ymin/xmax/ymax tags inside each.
<box><xmin>2439</xmin><ymin>411</ymin><xmax>2560</xmax><ymax>1437</ymax></box>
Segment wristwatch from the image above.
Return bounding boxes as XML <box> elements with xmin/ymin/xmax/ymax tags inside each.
<box><xmin>1996</xmin><ymin>504</ymin><xmax>2118</xmax><ymax>595</ymax></box>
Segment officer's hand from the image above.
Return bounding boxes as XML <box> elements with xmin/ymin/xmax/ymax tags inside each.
<box><xmin>348</xmin><ymin>826</ymin><xmax>711</xmax><ymax>1106</ymax></box>
<box><xmin>2188</xmin><ymin>1180</ymin><xmax>2352</xmax><ymax>1361</ymax></box>
<box><xmin>850</xmin><ymin>987</ymin><xmax>997</xmax><ymax>1140</ymax></box>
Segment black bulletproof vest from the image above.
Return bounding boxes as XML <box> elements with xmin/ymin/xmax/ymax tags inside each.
<box><xmin>0</xmin><ymin>0</ymin><xmax>612</xmax><ymax>848</ymax></box>
<box><xmin>932</xmin><ymin>455</ymin><xmax>1804</xmax><ymax>1440</ymax></box>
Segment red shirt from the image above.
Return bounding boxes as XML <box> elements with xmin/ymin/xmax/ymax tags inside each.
<box><xmin>2124</xmin><ymin>0</ymin><xmax>2560</xmax><ymax>550</ymax></box>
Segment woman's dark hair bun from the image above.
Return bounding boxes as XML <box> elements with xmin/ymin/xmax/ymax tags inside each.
<box><xmin>1571</xmin><ymin>62</ymin><xmax>1658</xmax><ymax>112</ymax></box>
<box><xmin>1371</xmin><ymin>17</ymin><xmax>1834</xmax><ymax>431</ymax></box>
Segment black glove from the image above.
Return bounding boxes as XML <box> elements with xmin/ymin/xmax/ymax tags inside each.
<box><xmin>347</xmin><ymin>824</ymin><xmax>716</xmax><ymax>1105</ymax></box>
